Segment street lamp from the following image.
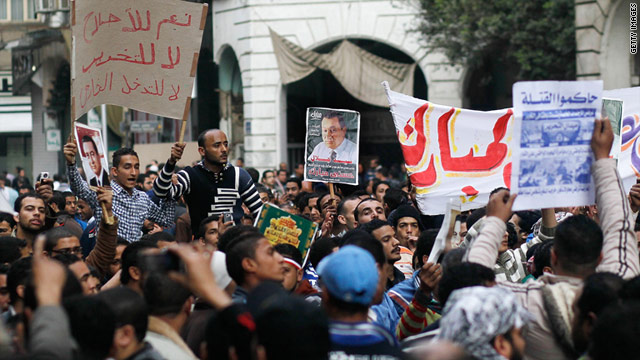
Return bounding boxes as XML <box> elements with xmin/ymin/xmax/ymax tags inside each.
<box><xmin>35</xmin><ymin>0</ymin><xmax>70</xmax><ymax>28</ymax></box>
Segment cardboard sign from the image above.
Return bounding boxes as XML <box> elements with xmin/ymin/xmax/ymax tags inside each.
<box><xmin>74</xmin><ymin>123</ymin><xmax>110</xmax><ymax>187</ymax></box>
<box><xmin>383</xmin><ymin>82</ymin><xmax>514</xmax><ymax>215</ymax></box>
<box><xmin>254</xmin><ymin>203</ymin><xmax>318</xmax><ymax>264</ymax></box>
<box><xmin>71</xmin><ymin>0</ymin><xmax>207</xmax><ymax>120</ymax></box>
<box><xmin>304</xmin><ymin>107</ymin><xmax>360</xmax><ymax>185</ymax></box>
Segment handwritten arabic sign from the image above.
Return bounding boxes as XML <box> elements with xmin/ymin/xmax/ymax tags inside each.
<box><xmin>71</xmin><ymin>0</ymin><xmax>207</xmax><ymax>120</ymax></box>
<box><xmin>604</xmin><ymin>87</ymin><xmax>640</xmax><ymax>192</ymax></box>
<box><xmin>383</xmin><ymin>83</ymin><xmax>514</xmax><ymax>215</ymax></box>
<box><xmin>511</xmin><ymin>80</ymin><xmax>602</xmax><ymax>210</ymax></box>
<box><xmin>304</xmin><ymin>107</ymin><xmax>360</xmax><ymax>185</ymax></box>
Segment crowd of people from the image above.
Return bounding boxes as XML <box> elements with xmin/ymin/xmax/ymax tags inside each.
<box><xmin>0</xmin><ymin>119</ymin><xmax>638</xmax><ymax>359</ymax></box>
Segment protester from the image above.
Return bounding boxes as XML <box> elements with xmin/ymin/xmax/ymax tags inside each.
<box><xmin>0</xmin><ymin>212</ymin><xmax>16</xmax><ymax>236</ymax></box>
<box><xmin>360</xmin><ymin>219</ymin><xmax>405</xmax><ymax>290</ymax></box>
<box><xmin>274</xmin><ymin>243</ymin><xmax>304</xmax><ymax>292</ymax></box>
<box><xmin>354</xmin><ymin>198</ymin><xmax>386</xmax><ymax>226</ymax></box>
<box><xmin>12</xmin><ymin>193</ymin><xmax>46</xmax><ymax>251</ymax></box>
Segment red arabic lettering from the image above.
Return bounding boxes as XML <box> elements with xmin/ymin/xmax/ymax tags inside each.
<box><xmin>79</xmin><ymin>72</ymin><xmax>113</xmax><ymax>109</ymax></box>
<box><xmin>161</xmin><ymin>46</ymin><xmax>181</xmax><ymax>69</ymax></box>
<box><xmin>156</xmin><ymin>14</ymin><xmax>192</xmax><ymax>40</ymax></box>
<box><xmin>401</xmin><ymin>103</ymin><xmax>437</xmax><ymax>187</ymax></box>
<box><xmin>121</xmin><ymin>75</ymin><xmax>142</xmax><ymax>94</ymax></box>
<box><xmin>141</xmin><ymin>79</ymin><xmax>164</xmax><ymax>96</ymax></box>
<box><xmin>82</xmin><ymin>43</ymin><xmax>156</xmax><ymax>73</ymax></box>
<box><xmin>438</xmin><ymin>108</ymin><xmax>512</xmax><ymax>172</ymax></box>
<box><xmin>169</xmin><ymin>85</ymin><xmax>180</xmax><ymax>101</ymax></box>
<box><xmin>83</xmin><ymin>11</ymin><xmax>122</xmax><ymax>44</ymax></box>
<box><xmin>122</xmin><ymin>9</ymin><xmax>151</xmax><ymax>32</ymax></box>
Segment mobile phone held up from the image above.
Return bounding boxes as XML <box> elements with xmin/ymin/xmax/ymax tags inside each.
<box><xmin>223</xmin><ymin>212</ymin><xmax>234</xmax><ymax>224</ymax></box>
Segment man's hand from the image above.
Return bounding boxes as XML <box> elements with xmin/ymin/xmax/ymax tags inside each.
<box><xmin>630</xmin><ymin>183</ymin><xmax>640</xmax><ymax>213</ymax></box>
<box><xmin>591</xmin><ymin>118</ymin><xmax>614</xmax><ymax>161</ymax></box>
<box><xmin>32</xmin><ymin>235</ymin><xmax>67</xmax><ymax>306</ymax></box>
<box><xmin>320</xmin><ymin>199</ymin><xmax>337</xmax><ymax>238</ymax></box>
<box><xmin>168</xmin><ymin>244</ymin><xmax>232</xmax><ymax>310</ymax></box>
<box><xmin>217</xmin><ymin>215</ymin><xmax>234</xmax><ymax>236</ymax></box>
<box><xmin>96</xmin><ymin>187</ymin><xmax>113</xmax><ymax>214</ymax></box>
<box><xmin>168</xmin><ymin>142</ymin><xmax>186</xmax><ymax>166</ymax></box>
<box><xmin>35</xmin><ymin>178</ymin><xmax>54</xmax><ymax>202</ymax></box>
<box><xmin>418</xmin><ymin>262</ymin><xmax>441</xmax><ymax>296</ymax></box>
<box><xmin>63</xmin><ymin>138</ymin><xmax>78</xmax><ymax>165</ymax></box>
<box><xmin>486</xmin><ymin>189</ymin><xmax>517</xmax><ymax>223</ymax></box>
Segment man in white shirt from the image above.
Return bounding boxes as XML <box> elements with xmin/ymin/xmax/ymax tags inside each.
<box><xmin>308</xmin><ymin>112</ymin><xmax>357</xmax><ymax>164</ymax></box>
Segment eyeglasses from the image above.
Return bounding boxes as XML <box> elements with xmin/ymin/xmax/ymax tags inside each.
<box><xmin>52</xmin><ymin>246</ymin><xmax>83</xmax><ymax>255</ymax></box>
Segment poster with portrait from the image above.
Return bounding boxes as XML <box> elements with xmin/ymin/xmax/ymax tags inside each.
<box><xmin>74</xmin><ymin>123</ymin><xmax>110</xmax><ymax>188</ymax></box>
<box><xmin>304</xmin><ymin>107</ymin><xmax>360</xmax><ymax>185</ymax></box>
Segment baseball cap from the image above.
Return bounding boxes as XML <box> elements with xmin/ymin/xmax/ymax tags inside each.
<box><xmin>317</xmin><ymin>245</ymin><xmax>379</xmax><ymax>305</ymax></box>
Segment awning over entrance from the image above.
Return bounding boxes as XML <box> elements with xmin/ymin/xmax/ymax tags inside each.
<box><xmin>0</xmin><ymin>94</ymin><xmax>32</xmax><ymax>133</ymax></box>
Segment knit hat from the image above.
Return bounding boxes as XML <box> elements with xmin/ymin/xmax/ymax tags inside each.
<box><xmin>388</xmin><ymin>205</ymin><xmax>424</xmax><ymax>230</ymax></box>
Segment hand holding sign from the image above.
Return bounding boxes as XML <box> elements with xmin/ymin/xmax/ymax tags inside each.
<box><xmin>591</xmin><ymin>118</ymin><xmax>614</xmax><ymax>161</ymax></box>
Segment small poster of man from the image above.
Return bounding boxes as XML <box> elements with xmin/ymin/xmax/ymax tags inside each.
<box><xmin>74</xmin><ymin>123</ymin><xmax>110</xmax><ymax>187</ymax></box>
<box><xmin>304</xmin><ymin>107</ymin><xmax>360</xmax><ymax>185</ymax></box>
<box><xmin>602</xmin><ymin>98</ymin><xmax>623</xmax><ymax>159</ymax></box>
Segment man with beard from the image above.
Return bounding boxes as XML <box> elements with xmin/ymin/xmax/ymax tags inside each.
<box><xmin>154</xmin><ymin>130</ymin><xmax>262</xmax><ymax>234</ymax></box>
<box><xmin>13</xmin><ymin>193</ymin><xmax>46</xmax><ymax>251</ymax></box>
<box><xmin>437</xmin><ymin>286</ymin><xmax>531</xmax><ymax>360</ymax></box>
<box><xmin>359</xmin><ymin>219</ymin><xmax>404</xmax><ymax>290</ymax></box>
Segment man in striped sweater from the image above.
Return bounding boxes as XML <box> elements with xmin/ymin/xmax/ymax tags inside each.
<box><xmin>153</xmin><ymin>130</ymin><xmax>263</xmax><ymax>236</ymax></box>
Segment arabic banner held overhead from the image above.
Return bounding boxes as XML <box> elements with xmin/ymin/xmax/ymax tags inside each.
<box><xmin>382</xmin><ymin>81</ymin><xmax>514</xmax><ymax>215</ymax></box>
<box><xmin>511</xmin><ymin>81</ymin><xmax>603</xmax><ymax>211</ymax></box>
<box><xmin>71</xmin><ymin>0</ymin><xmax>207</xmax><ymax>121</ymax></box>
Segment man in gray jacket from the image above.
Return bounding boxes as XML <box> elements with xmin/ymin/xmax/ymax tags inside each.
<box><xmin>464</xmin><ymin>118</ymin><xmax>640</xmax><ymax>360</ymax></box>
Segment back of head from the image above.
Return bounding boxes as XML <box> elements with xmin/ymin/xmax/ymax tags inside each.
<box><xmin>358</xmin><ymin>218</ymin><xmax>390</xmax><ymax>234</ymax></box>
<box><xmin>0</xmin><ymin>237</ymin><xmax>25</xmax><ymax>264</ymax></box>
<box><xmin>7</xmin><ymin>256</ymin><xmax>31</xmax><ymax>305</ymax></box>
<box><xmin>383</xmin><ymin>188</ymin><xmax>408</xmax><ymax>212</ymax></box>
<box><xmin>245</xmin><ymin>167</ymin><xmax>259</xmax><ymax>183</ymax></box>
<box><xmin>64</xmin><ymin>295</ymin><xmax>115</xmax><ymax>360</ymax></box>
<box><xmin>50</xmin><ymin>191</ymin><xmax>66</xmax><ymax>211</ymax></box>
<box><xmin>308</xmin><ymin>236</ymin><xmax>338</xmax><ymax>269</ymax></box>
<box><xmin>554</xmin><ymin>215</ymin><xmax>603</xmax><ymax>277</ymax></box>
<box><xmin>143</xmin><ymin>272</ymin><xmax>191</xmax><ymax>316</ymax></box>
<box><xmin>98</xmin><ymin>287</ymin><xmax>148</xmax><ymax>342</ymax></box>
<box><xmin>620</xmin><ymin>275</ymin><xmax>640</xmax><ymax>301</ymax></box>
<box><xmin>589</xmin><ymin>301</ymin><xmax>640</xmax><ymax>360</ymax></box>
<box><xmin>532</xmin><ymin>241</ymin><xmax>554</xmax><ymax>278</ymax></box>
<box><xmin>225</xmin><ymin>232</ymin><xmax>265</xmax><ymax>286</ymax></box>
<box><xmin>437</xmin><ymin>263</ymin><xmax>495</xmax><ymax>306</ymax></box>
<box><xmin>217</xmin><ymin>225</ymin><xmax>260</xmax><ymax>253</ymax></box>
<box><xmin>577</xmin><ymin>272</ymin><xmax>624</xmax><ymax>319</ymax></box>
<box><xmin>120</xmin><ymin>240</ymin><xmax>156</xmax><ymax>284</ymax></box>
<box><xmin>466</xmin><ymin>207</ymin><xmax>486</xmax><ymax>230</ymax></box>
<box><xmin>56</xmin><ymin>215</ymin><xmax>83</xmax><ymax>239</ymax></box>
<box><xmin>145</xmin><ymin>231</ymin><xmax>175</xmax><ymax>246</ymax></box>
<box><xmin>341</xmin><ymin>229</ymin><xmax>385</xmax><ymax>267</ymax></box>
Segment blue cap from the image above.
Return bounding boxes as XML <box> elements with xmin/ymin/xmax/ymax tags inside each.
<box><xmin>317</xmin><ymin>245</ymin><xmax>379</xmax><ymax>305</ymax></box>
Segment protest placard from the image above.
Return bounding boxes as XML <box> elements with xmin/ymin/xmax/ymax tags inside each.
<box><xmin>70</xmin><ymin>0</ymin><xmax>207</xmax><ymax>122</ymax></box>
<box><xmin>383</xmin><ymin>82</ymin><xmax>514</xmax><ymax>215</ymax></box>
<box><xmin>74</xmin><ymin>123</ymin><xmax>110</xmax><ymax>187</ymax></box>
<box><xmin>604</xmin><ymin>87</ymin><xmax>640</xmax><ymax>192</ymax></box>
<box><xmin>254</xmin><ymin>203</ymin><xmax>318</xmax><ymax>264</ymax></box>
<box><xmin>304</xmin><ymin>107</ymin><xmax>360</xmax><ymax>186</ymax></box>
<box><xmin>602</xmin><ymin>98</ymin><xmax>624</xmax><ymax>159</ymax></box>
<box><xmin>511</xmin><ymin>80</ymin><xmax>603</xmax><ymax>211</ymax></box>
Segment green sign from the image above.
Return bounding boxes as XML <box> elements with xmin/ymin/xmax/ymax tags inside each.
<box><xmin>254</xmin><ymin>203</ymin><xmax>318</xmax><ymax>263</ymax></box>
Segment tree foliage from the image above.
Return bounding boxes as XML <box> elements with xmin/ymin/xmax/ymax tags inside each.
<box><xmin>414</xmin><ymin>0</ymin><xmax>576</xmax><ymax>81</ymax></box>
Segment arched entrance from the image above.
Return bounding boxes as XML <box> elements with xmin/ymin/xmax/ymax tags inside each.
<box><xmin>285</xmin><ymin>39</ymin><xmax>427</xmax><ymax>174</ymax></box>
<box><xmin>218</xmin><ymin>47</ymin><xmax>245</xmax><ymax>160</ymax></box>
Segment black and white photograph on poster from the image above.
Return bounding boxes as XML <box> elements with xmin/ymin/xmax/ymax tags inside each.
<box><xmin>304</xmin><ymin>107</ymin><xmax>360</xmax><ymax>185</ymax></box>
<box><xmin>74</xmin><ymin>123</ymin><xmax>110</xmax><ymax>188</ymax></box>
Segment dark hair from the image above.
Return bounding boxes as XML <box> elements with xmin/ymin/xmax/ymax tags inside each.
<box><xmin>466</xmin><ymin>207</ymin><xmax>486</xmax><ymax>230</ymax></box>
<box><xmin>112</xmin><ymin>148</ymin><xmax>138</xmax><ymax>168</ymax></box>
<box><xmin>14</xmin><ymin>193</ymin><xmax>45</xmax><ymax>213</ymax></box>
<box><xmin>383</xmin><ymin>188</ymin><xmax>408</xmax><ymax>212</ymax></box>
<box><xmin>353</xmin><ymin>198</ymin><xmax>380</xmax><ymax>221</ymax></box>
<box><xmin>554</xmin><ymin>215</ymin><xmax>603</xmax><ymax>277</ymax></box>
<box><xmin>413</xmin><ymin>229</ymin><xmax>439</xmax><ymax>269</ymax></box>
<box><xmin>506</xmin><ymin>222</ymin><xmax>518</xmax><ymax>249</ymax></box>
<box><xmin>277</xmin><ymin>169</ymin><xmax>288</xmax><ymax>177</ymax></box>
<box><xmin>61</xmin><ymin>191</ymin><xmax>76</xmax><ymax>200</ymax></box>
<box><xmin>256</xmin><ymin>184</ymin><xmax>274</xmax><ymax>201</ymax></box>
<box><xmin>136</xmin><ymin>173</ymin><xmax>149</xmax><ymax>184</ymax></box>
<box><xmin>53</xmin><ymin>253</ymin><xmax>82</xmax><ymax>266</ymax></box>
<box><xmin>372</xmin><ymin>180</ymin><xmax>390</xmax><ymax>195</ymax></box>
<box><xmin>337</xmin><ymin>195</ymin><xmax>360</xmax><ymax>217</ymax></box>
<box><xmin>24</xmin><ymin>267</ymin><xmax>83</xmax><ymax>311</ymax></box>
<box><xmin>0</xmin><ymin>212</ymin><xmax>16</xmax><ymax>229</ymax></box>
<box><xmin>437</xmin><ymin>263</ymin><xmax>495</xmax><ymax>306</ymax></box>
<box><xmin>285</xmin><ymin>177</ymin><xmax>302</xmax><ymax>189</ymax></box>
<box><xmin>80</xmin><ymin>135</ymin><xmax>99</xmax><ymax>157</ymax></box>
<box><xmin>225</xmin><ymin>232</ymin><xmax>265</xmax><ymax>286</ymax></box>
<box><xmin>0</xmin><ymin>237</ymin><xmax>25</xmax><ymax>264</ymax></box>
<box><xmin>514</xmin><ymin>210</ymin><xmax>541</xmax><ymax>236</ymax></box>
<box><xmin>198</xmin><ymin>214</ymin><xmax>220</xmax><ymax>239</ymax></box>
<box><xmin>64</xmin><ymin>295</ymin><xmax>116</xmax><ymax>360</ymax></box>
<box><xmin>218</xmin><ymin>225</ymin><xmax>260</xmax><ymax>254</ymax></box>
<box><xmin>44</xmin><ymin>227</ymin><xmax>76</xmax><ymax>253</ymax></box>
<box><xmin>261</xmin><ymin>170</ymin><xmax>274</xmax><ymax>181</ymax></box>
<box><xmin>577</xmin><ymin>272</ymin><xmax>624</xmax><ymax>320</ymax></box>
<box><xmin>98</xmin><ymin>287</ymin><xmax>148</xmax><ymax>342</ymax></box>
<box><xmin>341</xmin><ymin>230</ymin><xmax>385</xmax><ymax>267</ymax></box>
<box><xmin>246</xmin><ymin>167</ymin><xmax>259</xmax><ymax>183</ymax></box>
<box><xmin>117</xmin><ymin>237</ymin><xmax>129</xmax><ymax>246</ymax></box>
<box><xmin>589</xmin><ymin>301</ymin><xmax>640</xmax><ymax>360</ymax></box>
<box><xmin>296</xmin><ymin>193</ymin><xmax>319</xmax><ymax>216</ymax></box>
<box><xmin>358</xmin><ymin>218</ymin><xmax>391</xmax><ymax>235</ymax></box>
<box><xmin>120</xmin><ymin>240</ymin><xmax>156</xmax><ymax>285</ymax></box>
<box><xmin>532</xmin><ymin>241</ymin><xmax>554</xmax><ymax>278</ymax></box>
<box><xmin>620</xmin><ymin>276</ymin><xmax>640</xmax><ymax>301</ymax></box>
<box><xmin>489</xmin><ymin>187</ymin><xmax>509</xmax><ymax>196</ymax></box>
<box><xmin>274</xmin><ymin>243</ymin><xmax>303</xmax><ymax>266</ymax></box>
<box><xmin>316</xmin><ymin>192</ymin><xmax>342</xmax><ymax>213</ymax></box>
<box><xmin>7</xmin><ymin>256</ymin><xmax>31</xmax><ymax>305</ymax></box>
<box><xmin>375</xmin><ymin>167</ymin><xmax>390</xmax><ymax>178</ymax></box>
<box><xmin>143</xmin><ymin>272</ymin><xmax>191</xmax><ymax>316</ymax></box>
<box><xmin>145</xmin><ymin>231</ymin><xmax>175</xmax><ymax>245</ymax></box>
<box><xmin>324</xmin><ymin>111</ymin><xmax>346</xmax><ymax>128</ymax></box>
<box><xmin>308</xmin><ymin>237</ymin><xmax>339</xmax><ymax>269</ymax></box>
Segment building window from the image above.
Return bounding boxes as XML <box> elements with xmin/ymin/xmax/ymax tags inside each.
<box><xmin>0</xmin><ymin>0</ymin><xmax>36</xmax><ymax>21</ymax></box>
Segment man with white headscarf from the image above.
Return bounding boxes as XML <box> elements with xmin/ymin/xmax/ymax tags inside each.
<box><xmin>437</xmin><ymin>286</ymin><xmax>532</xmax><ymax>360</ymax></box>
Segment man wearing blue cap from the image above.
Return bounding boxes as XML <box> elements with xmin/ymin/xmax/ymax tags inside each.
<box><xmin>317</xmin><ymin>245</ymin><xmax>404</xmax><ymax>359</ymax></box>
